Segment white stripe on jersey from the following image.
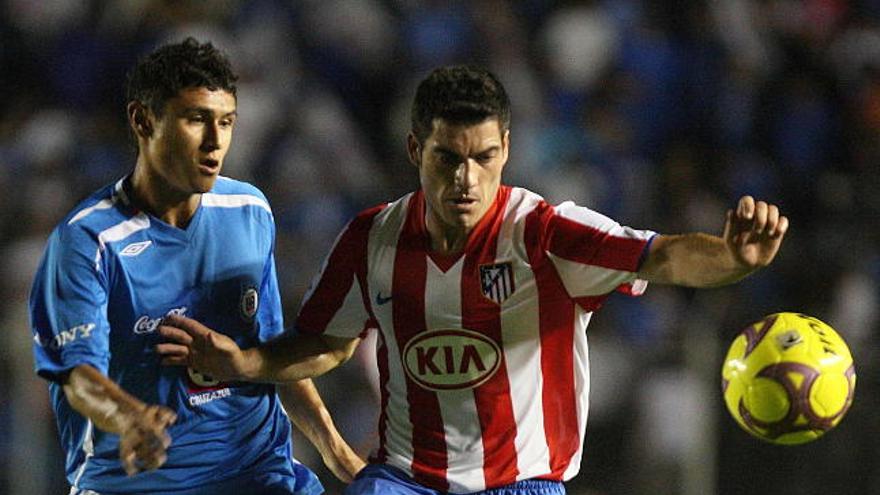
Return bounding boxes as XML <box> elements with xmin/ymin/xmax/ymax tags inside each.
<box><xmin>68</xmin><ymin>179</ymin><xmax>125</xmax><ymax>225</ymax></box>
<box><xmin>69</xmin><ymin>488</ymin><xmax>103</xmax><ymax>495</ymax></box>
<box><xmin>202</xmin><ymin>193</ymin><xmax>271</xmax><ymax>213</ymax></box>
<box><xmin>547</xmin><ymin>252</ymin><xmax>639</xmax><ymax>297</ymax></box>
<box><xmin>367</xmin><ymin>198</ymin><xmax>414</xmax><ymax>472</ymax></box>
<box><xmin>70</xmin><ymin>420</ymin><xmax>95</xmax><ymax>491</ymax></box>
<box><xmin>69</xmin><ymin>198</ymin><xmax>115</xmax><ymax>225</ymax></box>
<box><xmin>564</xmin><ymin>306</ymin><xmax>592</xmax><ymax>480</ymax></box>
<box><xmin>94</xmin><ymin>214</ymin><xmax>151</xmax><ymax>270</ymax></box>
<box><xmin>424</xmin><ymin>259</ymin><xmax>486</xmax><ymax>493</ymax></box>
<box><xmin>323</xmin><ymin>278</ymin><xmax>369</xmax><ymax>335</ymax></box>
<box><xmin>498</xmin><ymin>188</ymin><xmax>552</xmax><ymax>481</ymax></box>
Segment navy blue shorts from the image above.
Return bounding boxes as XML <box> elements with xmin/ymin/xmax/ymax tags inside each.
<box><xmin>345</xmin><ymin>464</ymin><xmax>565</xmax><ymax>495</ymax></box>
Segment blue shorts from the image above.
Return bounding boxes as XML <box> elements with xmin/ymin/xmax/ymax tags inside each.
<box><xmin>345</xmin><ymin>464</ymin><xmax>565</xmax><ymax>495</ymax></box>
<box><xmin>69</xmin><ymin>460</ymin><xmax>322</xmax><ymax>495</ymax></box>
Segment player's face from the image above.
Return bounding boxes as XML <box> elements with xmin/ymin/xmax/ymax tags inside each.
<box><xmin>410</xmin><ymin>117</ymin><xmax>509</xmax><ymax>236</ymax></box>
<box><xmin>144</xmin><ymin>87</ymin><xmax>236</xmax><ymax>194</ymax></box>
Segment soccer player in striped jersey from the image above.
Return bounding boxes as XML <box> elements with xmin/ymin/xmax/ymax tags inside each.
<box><xmin>157</xmin><ymin>65</ymin><xmax>789</xmax><ymax>494</ymax></box>
<box><xmin>29</xmin><ymin>38</ymin><xmax>363</xmax><ymax>494</ymax></box>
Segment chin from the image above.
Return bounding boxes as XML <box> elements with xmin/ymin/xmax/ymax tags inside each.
<box><xmin>195</xmin><ymin>177</ymin><xmax>219</xmax><ymax>193</ymax></box>
<box><xmin>450</xmin><ymin>215</ymin><xmax>477</xmax><ymax>231</ymax></box>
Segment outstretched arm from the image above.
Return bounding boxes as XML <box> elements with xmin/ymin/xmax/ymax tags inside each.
<box><xmin>279</xmin><ymin>379</ymin><xmax>365</xmax><ymax>483</ymax></box>
<box><xmin>156</xmin><ymin>315</ymin><xmax>361</xmax><ymax>383</ymax></box>
<box><xmin>638</xmin><ymin>196</ymin><xmax>789</xmax><ymax>287</ymax></box>
<box><xmin>62</xmin><ymin>365</ymin><xmax>177</xmax><ymax>476</ymax></box>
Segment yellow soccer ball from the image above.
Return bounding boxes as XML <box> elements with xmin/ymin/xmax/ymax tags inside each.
<box><xmin>721</xmin><ymin>312</ymin><xmax>856</xmax><ymax>445</ymax></box>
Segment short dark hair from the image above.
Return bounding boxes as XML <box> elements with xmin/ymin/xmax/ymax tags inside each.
<box><xmin>126</xmin><ymin>37</ymin><xmax>238</xmax><ymax>116</ymax></box>
<box><xmin>411</xmin><ymin>65</ymin><xmax>511</xmax><ymax>144</ymax></box>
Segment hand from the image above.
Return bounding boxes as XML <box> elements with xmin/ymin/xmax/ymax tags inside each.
<box><xmin>119</xmin><ymin>404</ymin><xmax>176</xmax><ymax>476</ymax></box>
<box><xmin>155</xmin><ymin>315</ymin><xmax>250</xmax><ymax>381</ymax></box>
<box><xmin>723</xmin><ymin>196</ymin><xmax>789</xmax><ymax>269</ymax></box>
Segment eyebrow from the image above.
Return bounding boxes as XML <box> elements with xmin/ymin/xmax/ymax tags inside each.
<box><xmin>432</xmin><ymin>144</ymin><xmax>500</xmax><ymax>158</ymax></box>
<box><xmin>185</xmin><ymin>108</ymin><xmax>238</xmax><ymax>118</ymax></box>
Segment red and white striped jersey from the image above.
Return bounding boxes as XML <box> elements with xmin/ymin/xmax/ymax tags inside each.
<box><xmin>297</xmin><ymin>186</ymin><xmax>656</xmax><ymax>493</ymax></box>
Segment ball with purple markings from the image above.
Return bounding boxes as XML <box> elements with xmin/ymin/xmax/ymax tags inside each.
<box><xmin>721</xmin><ymin>312</ymin><xmax>856</xmax><ymax>445</ymax></box>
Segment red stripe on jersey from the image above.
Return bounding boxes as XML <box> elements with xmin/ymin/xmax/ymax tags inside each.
<box><xmin>573</xmin><ymin>295</ymin><xmax>609</xmax><ymax>313</ymax></box>
<box><xmin>548</xmin><ymin>214</ymin><xmax>647</xmax><ymax>272</ymax></box>
<box><xmin>525</xmin><ymin>202</ymin><xmax>581</xmax><ymax>479</ymax></box>
<box><xmin>393</xmin><ymin>192</ymin><xmax>448</xmax><ymax>491</ymax></box>
<box><xmin>372</xmin><ymin>329</ymin><xmax>391</xmax><ymax>463</ymax></box>
<box><xmin>296</xmin><ymin>205</ymin><xmax>385</xmax><ymax>334</ymax></box>
<box><xmin>461</xmin><ymin>186</ymin><xmax>519</xmax><ymax>488</ymax></box>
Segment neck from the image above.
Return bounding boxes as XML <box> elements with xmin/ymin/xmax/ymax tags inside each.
<box><xmin>425</xmin><ymin>214</ymin><xmax>470</xmax><ymax>256</ymax></box>
<box><xmin>130</xmin><ymin>160</ymin><xmax>200</xmax><ymax>228</ymax></box>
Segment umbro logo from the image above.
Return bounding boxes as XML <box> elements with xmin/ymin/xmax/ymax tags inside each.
<box><xmin>120</xmin><ymin>240</ymin><xmax>152</xmax><ymax>257</ymax></box>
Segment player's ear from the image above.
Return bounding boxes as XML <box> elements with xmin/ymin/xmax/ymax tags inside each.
<box><xmin>500</xmin><ymin>128</ymin><xmax>510</xmax><ymax>166</ymax></box>
<box><xmin>406</xmin><ymin>132</ymin><xmax>421</xmax><ymax>168</ymax></box>
<box><xmin>127</xmin><ymin>101</ymin><xmax>153</xmax><ymax>139</ymax></box>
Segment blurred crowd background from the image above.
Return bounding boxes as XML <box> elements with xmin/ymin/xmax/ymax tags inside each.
<box><xmin>1</xmin><ymin>0</ymin><xmax>879</xmax><ymax>494</ymax></box>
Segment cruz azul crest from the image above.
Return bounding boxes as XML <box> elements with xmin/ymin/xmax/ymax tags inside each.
<box><xmin>479</xmin><ymin>262</ymin><xmax>515</xmax><ymax>304</ymax></box>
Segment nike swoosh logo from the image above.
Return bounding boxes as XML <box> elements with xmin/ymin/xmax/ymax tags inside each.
<box><xmin>375</xmin><ymin>292</ymin><xmax>393</xmax><ymax>306</ymax></box>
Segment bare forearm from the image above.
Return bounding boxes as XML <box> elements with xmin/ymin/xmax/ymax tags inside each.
<box><xmin>241</xmin><ymin>334</ymin><xmax>359</xmax><ymax>383</ymax></box>
<box><xmin>280</xmin><ymin>380</ymin><xmax>340</xmax><ymax>451</ymax></box>
<box><xmin>63</xmin><ymin>366</ymin><xmax>177</xmax><ymax>476</ymax></box>
<box><xmin>639</xmin><ymin>233</ymin><xmax>753</xmax><ymax>287</ymax></box>
<box><xmin>279</xmin><ymin>379</ymin><xmax>365</xmax><ymax>482</ymax></box>
<box><xmin>62</xmin><ymin>365</ymin><xmax>147</xmax><ymax>434</ymax></box>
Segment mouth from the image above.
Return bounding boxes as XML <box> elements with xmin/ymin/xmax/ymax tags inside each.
<box><xmin>447</xmin><ymin>197</ymin><xmax>478</xmax><ymax>211</ymax></box>
<box><xmin>198</xmin><ymin>158</ymin><xmax>220</xmax><ymax>175</ymax></box>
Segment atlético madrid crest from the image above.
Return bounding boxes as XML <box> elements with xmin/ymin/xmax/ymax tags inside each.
<box><xmin>479</xmin><ymin>262</ymin><xmax>515</xmax><ymax>305</ymax></box>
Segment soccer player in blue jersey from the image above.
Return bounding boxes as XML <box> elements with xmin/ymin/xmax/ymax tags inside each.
<box><xmin>28</xmin><ymin>38</ymin><xmax>364</xmax><ymax>494</ymax></box>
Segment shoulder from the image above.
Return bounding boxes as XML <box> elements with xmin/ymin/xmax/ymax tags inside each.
<box><xmin>503</xmin><ymin>186</ymin><xmax>552</xmax><ymax>224</ymax></box>
<box><xmin>202</xmin><ymin>176</ymin><xmax>273</xmax><ymax>215</ymax></box>
<box><xmin>350</xmin><ymin>191</ymin><xmax>419</xmax><ymax>234</ymax></box>
<box><xmin>503</xmin><ymin>186</ymin><xmax>616</xmax><ymax>228</ymax></box>
<box><xmin>57</xmin><ymin>179</ymin><xmax>131</xmax><ymax>245</ymax></box>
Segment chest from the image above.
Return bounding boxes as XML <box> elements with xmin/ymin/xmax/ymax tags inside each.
<box><xmin>368</xmin><ymin>242</ymin><xmax>552</xmax><ymax>333</ymax></box>
<box><xmin>103</xmin><ymin>216</ymin><xmax>268</xmax><ymax>338</ymax></box>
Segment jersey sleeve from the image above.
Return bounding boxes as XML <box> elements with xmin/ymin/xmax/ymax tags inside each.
<box><xmin>544</xmin><ymin>201</ymin><xmax>656</xmax><ymax>299</ymax></box>
<box><xmin>295</xmin><ymin>207</ymin><xmax>382</xmax><ymax>339</ymax></box>
<box><xmin>257</xmin><ymin>219</ymin><xmax>285</xmax><ymax>343</ymax></box>
<box><xmin>29</xmin><ymin>225</ymin><xmax>111</xmax><ymax>382</ymax></box>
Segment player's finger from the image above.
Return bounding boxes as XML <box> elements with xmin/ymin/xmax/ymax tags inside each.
<box><xmin>765</xmin><ymin>204</ymin><xmax>780</xmax><ymax>234</ymax></box>
<box><xmin>133</xmin><ymin>439</ymin><xmax>165</xmax><ymax>472</ymax></box>
<box><xmin>154</xmin><ymin>343</ymin><xmax>191</xmax><ymax>358</ymax></box>
<box><xmin>121</xmin><ymin>443</ymin><xmax>139</xmax><ymax>476</ymax></box>
<box><xmin>123</xmin><ymin>457</ymin><xmax>138</xmax><ymax>476</ymax></box>
<box><xmin>141</xmin><ymin>451</ymin><xmax>167</xmax><ymax>472</ymax></box>
<box><xmin>163</xmin><ymin>315</ymin><xmax>212</xmax><ymax>338</ymax></box>
<box><xmin>722</xmin><ymin>209</ymin><xmax>734</xmax><ymax>239</ymax></box>
<box><xmin>143</xmin><ymin>404</ymin><xmax>176</xmax><ymax>425</ymax></box>
<box><xmin>737</xmin><ymin>196</ymin><xmax>755</xmax><ymax>220</ymax></box>
<box><xmin>160</xmin><ymin>355</ymin><xmax>190</xmax><ymax>366</ymax></box>
<box><xmin>161</xmin><ymin>430</ymin><xmax>173</xmax><ymax>448</ymax></box>
<box><xmin>752</xmin><ymin>201</ymin><xmax>768</xmax><ymax>234</ymax></box>
<box><xmin>152</xmin><ymin>405</ymin><xmax>177</xmax><ymax>426</ymax></box>
<box><xmin>772</xmin><ymin>215</ymin><xmax>790</xmax><ymax>238</ymax></box>
<box><xmin>157</xmin><ymin>325</ymin><xmax>193</xmax><ymax>345</ymax></box>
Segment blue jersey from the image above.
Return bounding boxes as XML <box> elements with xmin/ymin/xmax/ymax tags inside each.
<box><xmin>29</xmin><ymin>176</ymin><xmax>322</xmax><ymax>495</ymax></box>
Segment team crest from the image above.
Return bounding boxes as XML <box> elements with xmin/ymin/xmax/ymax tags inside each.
<box><xmin>240</xmin><ymin>286</ymin><xmax>258</xmax><ymax>320</ymax></box>
<box><xmin>479</xmin><ymin>262</ymin><xmax>515</xmax><ymax>304</ymax></box>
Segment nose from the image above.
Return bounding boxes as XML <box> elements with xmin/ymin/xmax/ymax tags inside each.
<box><xmin>454</xmin><ymin>159</ymin><xmax>477</xmax><ymax>192</ymax></box>
<box><xmin>200</xmin><ymin>121</ymin><xmax>220</xmax><ymax>152</ymax></box>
